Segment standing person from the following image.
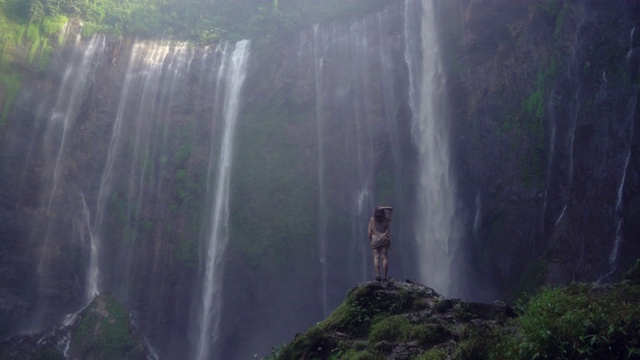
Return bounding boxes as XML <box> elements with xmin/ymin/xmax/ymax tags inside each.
<box><xmin>368</xmin><ymin>206</ymin><xmax>393</xmax><ymax>281</ymax></box>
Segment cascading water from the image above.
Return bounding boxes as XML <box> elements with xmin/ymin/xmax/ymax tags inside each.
<box><xmin>28</xmin><ymin>33</ymin><xmax>106</xmax><ymax>332</ymax></box>
<box><xmin>80</xmin><ymin>193</ymin><xmax>98</xmax><ymax>304</ymax></box>
<box><xmin>312</xmin><ymin>23</ymin><xmax>329</xmax><ymax>317</ymax></box>
<box><xmin>195</xmin><ymin>40</ymin><xmax>250</xmax><ymax>360</ymax></box>
<box><xmin>310</xmin><ymin>2</ymin><xmax>410</xmax><ymax>315</ymax></box>
<box><xmin>596</xmin><ymin>26</ymin><xmax>638</xmax><ymax>283</ymax></box>
<box><xmin>410</xmin><ymin>0</ymin><xmax>460</xmax><ymax>296</ymax></box>
<box><xmin>597</xmin><ymin>152</ymin><xmax>631</xmax><ymax>283</ymax></box>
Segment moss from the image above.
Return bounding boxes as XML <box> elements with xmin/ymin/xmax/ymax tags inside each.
<box><xmin>368</xmin><ymin>315</ymin><xmax>411</xmax><ymax>343</ymax></box>
<box><xmin>416</xmin><ymin>348</ymin><xmax>447</xmax><ymax>360</ymax></box>
<box><xmin>38</xmin><ymin>41</ymin><xmax>53</xmax><ymax>71</ymax></box>
<box><xmin>408</xmin><ymin>323</ymin><xmax>452</xmax><ymax>346</ymax></box>
<box><xmin>174</xmin><ymin>238</ymin><xmax>198</xmax><ymax>269</ymax></box>
<box><xmin>277</xmin><ymin>326</ymin><xmax>336</xmax><ymax>360</ymax></box>
<box><xmin>340</xmin><ymin>349</ymin><xmax>384</xmax><ymax>360</ymax></box>
<box><xmin>41</xmin><ymin>14</ymin><xmax>68</xmax><ymax>38</ymax></box>
<box><xmin>71</xmin><ymin>295</ymin><xmax>145</xmax><ymax>359</ymax></box>
<box><xmin>229</xmin><ymin>87</ymin><xmax>316</xmax><ymax>267</ymax></box>
<box><xmin>0</xmin><ymin>72</ymin><xmax>21</xmax><ymax>127</ymax></box>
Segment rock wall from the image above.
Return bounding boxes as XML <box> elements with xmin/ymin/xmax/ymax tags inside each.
<box><xmin>0</xmin><ymin>1</ymin><xmax>639</xmax><ymax>359</ymax></box>
<box><xmin>438</xmin><ymin>0</ymin><xmax>640</xmax><ymax>298</ymax></box>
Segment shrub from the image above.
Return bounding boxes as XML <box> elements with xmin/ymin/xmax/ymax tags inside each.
<box><xmin>495</xmin><ymin>284</ymin><xmax>640</xmax><ymax>359</ymax></box>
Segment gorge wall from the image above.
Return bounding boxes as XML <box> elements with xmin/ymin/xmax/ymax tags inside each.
<box><xmin>0</xmin><ymin>0</ymin><xmax>638</xmax><ymax>359</ymax></box>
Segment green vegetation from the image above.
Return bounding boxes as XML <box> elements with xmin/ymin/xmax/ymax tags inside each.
<box><xmin>496</xmin><ymin>283</ymin><xmax>640</xmax><ymax>359</ymax></box>
<box><xmin>272</xmin><ymin>263</ymin><xmax>640</xmax><ymax>360</ymax></box>
<box><xmin>1</xmin><ymin>0</ymin><xmax>393</xmax><ymax>43</ymax></box>
<box><xmin>72</xmin><ymin>294</ymin><xmax>146</xmax><ymax>359</ymax></box>
<box><xmin>229</xmin><ymin>88</ymin><xmax>316</xmax><ymax>267</ymax></box>
<box><xmin>167</xmin><ymin>123</ymin><xmax>206</xmax><ymax>269</ymax></box>
<box><xmin>499</xmin><ymin>59</ymin><xmax>558</xmax><ymax>188</ymax></box>
<box><xmin>0</xmin><ymin>72</ymin><xmax>20</xmax><ymax>126</ymax></box>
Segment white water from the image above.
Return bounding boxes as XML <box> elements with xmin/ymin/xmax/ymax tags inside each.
<box><xmin>35</xmin><ymin>35</ymin><xmax>105</xmax><ymax>278</ymax></box>
<box><xmin>81</xmin><ymin>193</ymin><xmax>99</xmax><ymax>303</ymax></box>
<box><xmin>597</xmin><ymin>152</ymin><xmax>631</xmax><ymax>283</ymax></box>
<box><xmin>312</xmin><ymin>24</ymin><xmax>329</xmax><ymax>317</ymax></box>
<box><xmin>195</xmin><ymin>40</ymin><xmax>250</xmax><ymax>360</ymax></box>
<box><xmin>411</xmin><ymin>0</ymin><xmax>460</xmax><ymax>296</ymax></box>
<box><xmin>45</xmin><ymin>35</ymin><xmax>106</xmax><ymax>214</ymax></box>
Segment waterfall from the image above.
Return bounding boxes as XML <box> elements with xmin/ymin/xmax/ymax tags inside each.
<box><xmin>36</xmin><ymin>34</ymin><xmax>106</xmax><ymax>274</ymax></box>
<box><xmin>44</xmin><ymin>34</ymin><xmax>106</xmax><ymax>216</ymax></box>
<box><xmin>411</xmin><ymin>0</ymin><xmax>460</xmax><ymax>296</ymax></box>
<box><xmin>312</xmin><ymin>23</ymin><xmax>329</xmax><ymax>317</ymax></box>
<box><xmin>195</xmin><ymin>40</ymin><xmax>250</xmax><ymax>360</ymax></box>
<box><xmin>81</xmin><ymin>193</ymin><xmax>98</xmax><ymax>304</ymax></box>
<box><xmin>597</xmin><ymin>152</ymin><xmax>631</xmax><ymax>283</ymax></box>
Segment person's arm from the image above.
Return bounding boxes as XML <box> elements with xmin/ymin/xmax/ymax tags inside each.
<box><xmin>368</xmin><ymin>218</ymin><xmax>373</xmax><ymax>240</ymax></box>
<box><xmin>380</xmin><ymin>207</ymin><xmax>393</xmax><ymax>221</ymax></box>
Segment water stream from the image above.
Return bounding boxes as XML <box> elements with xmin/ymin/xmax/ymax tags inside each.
<box><xmin>411</xmin><ymin>0</ymin><xmax>460</xmax><ymax>296</ymax></box>
<box><xmin>195</xmin><ymin>40</ymin><xmax>250</xmax><ymax>360</ymax></box>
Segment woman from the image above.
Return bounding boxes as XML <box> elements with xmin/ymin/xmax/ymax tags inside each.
<box><xmin>368</xmin><ymin>205</ymin><xmax>393</xmax><ymax>281</ymax></box>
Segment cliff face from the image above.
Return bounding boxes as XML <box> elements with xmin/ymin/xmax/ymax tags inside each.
<box><xmin>437</xmin><ymin>0</ymin><xmax>640</xmax><ymax>297</ymax></box>
<box><xmin>0</xmin><ymin>1</ymin><xmax>639</xmax><ymax>359</ymax></box>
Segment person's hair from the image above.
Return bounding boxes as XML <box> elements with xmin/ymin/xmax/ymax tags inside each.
<box><xmin>374</xmin><ymin>207</ymin><xmax>385</xmax><ymax>222</ymax></box>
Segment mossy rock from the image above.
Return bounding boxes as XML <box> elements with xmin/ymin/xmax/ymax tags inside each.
<box><xmin>69</xmin><ymin>294</ymin><xmax>148</xmax><ymax>360</ymax></box>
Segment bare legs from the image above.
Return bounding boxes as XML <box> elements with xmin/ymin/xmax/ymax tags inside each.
<box><xmin>372</xmin><ymin>246</ymin><xmax>389</xmax><ymax>280</ymax></box>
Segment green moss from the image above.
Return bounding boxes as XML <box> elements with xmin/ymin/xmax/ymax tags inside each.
<box><xmin>174</xmin><ymin>238</ymin><xmax>198</xmax><ymax>269</ymax></box>
<box><xmin>277</xmin><ymin>326</ymin><xmax>336</xmax><ymax>360</ymax></box>
<box><xmin>453</xmin><ymin>325</ymin><xmax>499</xmax><ymax>360</ymax></box>
<box><xmin>229</xmin><ymin>88</ymin><xmax>316</xmax><ymax>267</ymax></box>
<box><xmin>409</xmin><ymin>323</ymin><xmax>451</xmax><ymax>346</ymax></box>
<box><xmin>41</xmin><ymin>14</ymin><xmax>68</xmax><ymax>38</ymax></box>
<box><xmin>0</xmin><ymin>72</ymin><xmax>21</xmax><ymax>127</ymax></box>
<box><xmin>339</xmin><ymin>349</ymin><xmax>384</xmax><ymax>360</ymax></box>
<box><xmin>416</xmin><ymin>348</ymin><xmax>447</xmax><ymax>360</ymax></box>
<box><xmin>72</xmin><ymin>295</ymin><xmax>144</xmax><ymax>359</ymax></box>
<box><xmin>38</xmin><ymin>41</ymin><xmax>52</xmax><ymax>71</ymax></box>
<box><xmin>368</xmin><ymin>315</ymin><xmax>411</xmax><ymax>343</ymax></box>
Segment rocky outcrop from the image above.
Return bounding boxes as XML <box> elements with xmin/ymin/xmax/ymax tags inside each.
<box><xmin>274</xmin><ymin>279</ymin><xmax>516</xmax><ymax>359</ymax></box>
<box><xmin>274</xmin><ymin>272</ymin><xmax>640</xmax><ymax>360</ymax></box>
<box><xmin>0</xmin><ymin>294</ymin><xmax>151</xmax><ymax>360</ymax></box>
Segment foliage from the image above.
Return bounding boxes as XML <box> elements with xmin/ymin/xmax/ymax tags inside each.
<box><xmin>1</xmin><ymin>0</ymin><xmax>395</xmax><ymax>44</ymax></box>
<box><xmin>494</xmin><ymin>283</ymin><xmax>640</xmax><ymax>359</ymax></box>
<box><xmin>72</xmin><ymin>295</ymin><xmax>145</xmax><ymax>359</ymax></box>
<box><xmin>416</xmin><ymin>348</ymin><xmax>447</xmax><ymax>360</ymax></box>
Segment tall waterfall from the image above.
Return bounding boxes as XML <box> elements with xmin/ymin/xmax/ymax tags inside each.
<box><xmin>28</xmin><ymin>34</ymin><xmax>106</xmax><ymax>331</ymax></box>
<box><xmin>92</xmin><ymin>40</ymin><xmax>197</xmax><ymax>302</ymax></box>
<box><xmin>410</xmin><ymin>0</ymin><xmax>460</xmax><ymax>296</ymax></box>
<box><xmin>309</xmin><ymin>1</ymin><xmax>410</xmax><ymax>316</ymax></box>
<box><xmin>312</xmin><ymin>24</ymin><xmax>329</xmax><ymax>317</ymax></box>
<box><xmin>195</xmin><ymin>40</ymin><xmax>250</xmax><ymax>360</ymax></box>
